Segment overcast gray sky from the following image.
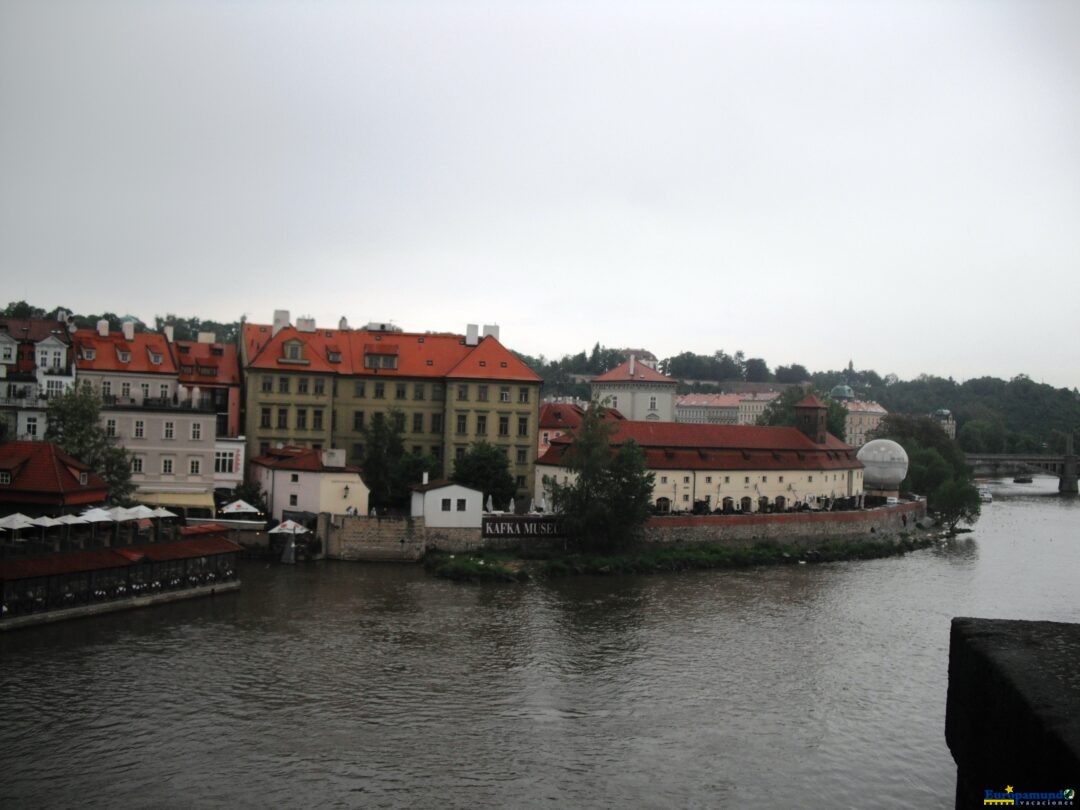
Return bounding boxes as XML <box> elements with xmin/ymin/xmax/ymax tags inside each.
<box><xmin>2</xmin><ymin>0</ymin><xmax>1077</xmax><ymax>386</ymax></box>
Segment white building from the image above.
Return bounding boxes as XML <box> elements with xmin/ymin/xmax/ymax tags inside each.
<box><xmin>409</xmin><ymin>480</ymin><xmax>483</xmax><ymax>527</ymax></box>
<box><xmin>590</xmin><ymin>356</ymin><xmax>677</xmax><ymax>421</ymax></box>
<box><xmin>249</xmin><ymin>446</ymin><xmax>369</xmax><ymax>521</ymax></box>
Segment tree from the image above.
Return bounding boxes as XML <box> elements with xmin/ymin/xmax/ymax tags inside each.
<box><xmin>933</xmin><ymin>477</ymin><xmax>982</xmax><ymax>533</ymax></box>
<box><xmin>743</xmin><ymin>357</ymin><xmax>773</xmax><ymax>382</ymax></box>
<box><xmin>232</xmin><ymin>480</ymin><xmax>269</xmax><ymax>513</ymax></box>
<box><xmin>774</xmin><ymin>363</ymin><xmax>810</xmax><ymax>383</ymax></box>
<box><xmin>758</xmin><ymin>387</ymin><xmax>846</xmax><ymax>441</ymax></box>
<box><xmin>550</xmin><ymin>404</ymin><xmax>655</xmax><ymax>551</ymax></box>
<box><xmin>360</xmin><ymin>408</ymin><xmax>438</xmax><ymax>510</ymax></box>
<box><xmin>1</xmin><ymin>300</ymin><xmax>45</xmax><ymax>318</ymax></box>
<box><xmin>44</xmin><ymin>381</ymin><xmax>134</xmax><ymax>503</ymax></box>
<box><xmin>452</xmin><ymin>441</ymin><xmax>516</xmax><ymax>508</ymax></box>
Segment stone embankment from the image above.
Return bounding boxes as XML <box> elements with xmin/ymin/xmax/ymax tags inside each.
<box><xmin>320</xmin><ymin>501</ymin><xmax>927</xmax><ymax>562</ymax></box>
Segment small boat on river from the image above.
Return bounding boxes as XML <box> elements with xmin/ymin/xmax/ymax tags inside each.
<box><xmin>1012</xmin><ymin>476</ymin><xmax>1033</xmax><ymax>484</ymax></box>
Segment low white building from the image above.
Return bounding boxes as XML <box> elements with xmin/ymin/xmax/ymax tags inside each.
<box><xmin>249</xmin><ymin>446</ymin><xmax>369</xmax><ymax>520</ymax></box>
<box><xmin>409</xmin><ymin>480</ymin><xmax>483</xmax><ymax>528</ymax></box>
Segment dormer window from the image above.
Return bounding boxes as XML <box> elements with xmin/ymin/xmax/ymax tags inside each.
<box><xmin>149</xmin><ymin>351</ymin><xmax>163</xmax><ymax>364</ymax></box>
<box><xmin>285</xmin><ymin>342</ymin><xmax>303</xmax><ymax>361</ymax></box>
<box><xmin>364</xmin><ymin>353</ymin><xmax>398</xmax><ymax>370</ymax></box>
<box><xmin>117</xmin><ymin>350</ymin><xmax>131</xmax><ymax>363</ymax></box>
<box><xmin>79</xmin><ymin>472</ymin><xmax>88</xmax><ymax>485</ymax></box>
<box><xmin>178</xmin><ymin>345</ymin><xmax>190</xmax><ymax>354</ymax></box>
<box><xmin>328</xmin><ymin>351</ymin><xmax>341</xmax><ymax>363</ymax></box>
<box><xmin>210</xmin><ymin>345</ymin><xmax>224</xmax><ymax>356</ymax></box>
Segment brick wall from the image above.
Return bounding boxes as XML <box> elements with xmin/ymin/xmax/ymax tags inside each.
<box><xmin>644</xmin><ymin>501</ymin><xmax>926</xmax><ymax>548</ymax></box>
<box><xmin>323</xmin><ymin>514</ymin><xmax>428</xmax><ymax>562</ymax></box>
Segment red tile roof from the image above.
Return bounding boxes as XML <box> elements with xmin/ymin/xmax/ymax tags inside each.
<box><xmin>242</xmin><ymin>324</ymin><xmax>541</xmax><ymax>382</ymax></box>
<box><xmin>536</xmin><ymin>420</ymin><xmax>859</xmax><ymax>472</ymax></box>
<box><xmin>0</xmin><ymin>441</ymin><xmax>109</xmax><ymax>507</ymax></box>
<box><xmin>0</xmin><ymin>535</ymin><xmax>241</xmax><ymax>581</ymax></box>
<box><xmin>843</xmin><ymin>400</ymin><xmax>888</xmax><ymax>414</ymax></box>
<box><xmin>592</xmin><ymin>358</ymin><xmax>675</xmax><ymax>384</ymax></box>
<box><xmin>539</xmin><ymin>402</ymin><xmax>623</xmax><ymax>430</ymax></box>
<box><xmin>249</xmin><ymin>446</ymin><xmax>361</xmax><ymax>473</ymax></box>
<box><xmin>795</xmin><ymin>393</ymin><xmax>827</xmax><ymax>409</ymax></box>
<box><xmin>173</xmin><ymin>340</ymin><xmax>240</xmax><ymax>386</ymax></box>
<box><xmin>74</xmin><ymin>328</ymin><xmax>177</xmax><ymax>375</ymax></box>
<box><xmin>0</xmin><ymin>317</ymin><xmax>73</xmax><ymax>346</ymax></box>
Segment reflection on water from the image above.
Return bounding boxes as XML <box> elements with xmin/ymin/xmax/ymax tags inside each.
<box><xmin>1</xmin><ymin>477</ymin><xmax>1077</xmax><ymax>808</ymax></box>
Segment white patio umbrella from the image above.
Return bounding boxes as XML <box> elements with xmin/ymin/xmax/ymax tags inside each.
<box><xmin>529</xmin><ymin>498</ymin><xmax>536</xmax><ymax>513</ymax></box>
<box><xmin>269</xmin><ymin>519</ymin><xmax>309</xmax><ymax>534</ymax></box>
<box><xmin>486</xmin><ymin>495</ymin><xmax>494</xmax><ymax>513</ymax></box>
<box><xmin>221</xmin><ymin>499</ymin><xmax>259</xmax><ymax>515</ymax></box>
<box><xmin>81</xmin><ymin>507</ymin><xmax>115</xmax><ymax>522</ymax></box>
<box><xmin>0</xmin><ymin>513</ymin><xmax>34</xmax><ymax>530</ymax></box>
<box><xmin>56</xmin><ymin>514</ymin><xmax>89</xmax><ymax>525</ymax></box>
<box><xmin>539</xmin><ymin>494</ymin><xmax>547</xmax><ymax>512</ymax></box>
<box><xmin>107</xmin><ymin>506</ymin><xmax>134</xmax><ymax>521</ymax></box>
<box><xmin>151</xmin><ymin>507</ymin><xmax>178</xmax><ymax>518</ymax></box>
<box><xmin>30</xmin><ymin>516</ymin><xmax>62</xmax><ymax>528</ymax></box>
<box><xmin>125</xmin><ymin>505</ymin><xmax>157</xmax><ymax>519</ymax></box>
<box><xmin>506</xmin><ymin>498</ymin><xmax>514</xmax><ymax>513</ymax></box>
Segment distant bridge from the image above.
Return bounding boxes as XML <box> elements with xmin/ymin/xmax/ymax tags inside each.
<box><xmin>967</xmin><ymin>439</ymin><xmax>1078</xmax><ymax>494</ymax></box>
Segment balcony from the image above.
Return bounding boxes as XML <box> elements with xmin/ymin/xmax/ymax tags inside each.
<box><xmin>101</xmin><ymin>395</ymin><xmax>213</xmax><ymax>413</ymax></box>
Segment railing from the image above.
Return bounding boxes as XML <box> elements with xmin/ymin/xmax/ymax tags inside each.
<box><xmin>101</xmin><ymin>395</ymin><xmax>213</xmax><ymax>412</ymax></box>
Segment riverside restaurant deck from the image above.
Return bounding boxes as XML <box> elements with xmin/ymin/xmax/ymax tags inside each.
<box><xmin>0</xmin><ymin>531</ymin><xmax>241</xmax><ymax>631</ymax></box>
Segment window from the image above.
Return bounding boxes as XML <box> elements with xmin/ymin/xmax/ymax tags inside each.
<box><xmin>353</xmin><ymin>411</ymin><xmax>365</xmax><ymax>431</ymax></box>
<box><xmin>278</xmin><ymin>377</ymin><xmax>290</xmax><ymax>393</ymax></box>
<box><xmin>0</xmin><ymin>346</ymin><xmax>11</xmax><ymax>363</ymax></box>
<box><xmin>47</xmin><ymin>379</ymin><xmax>64</xmax><ymax>397</ymax></box>
<box><xmin>515</xmin><ymin>475</ymin><xmax>526</xmax><ymax>489</ymax></box>
<box><xmin>121</xmin><ymin>382</ymin><xmax>131</xmax><ymax>398</ymax></box>
<box><xmin>542</xmin><ymin>432</ymin><xmax>549</xmax><ymax>446</ymax></box>
<box><xmin>611</xmin><ymin>396</ymin><xmax>618</xmax><ymax>410</ymax></box>
<box><xmin>432</xmin><ymin>384</ymin><xmax>444</xmax><ymax>400</ymax></box>
<box><xmin>296</xmin><ymin>409</ymin><xmax>308</xmax><ymax>429</ymax></box>
<box><xmin>290</xmin><ymin>473</ymin><xmax>299</xmax><ymax>483</ymax></box>
<box><xmin>476</xmin><ymin>414</ymin><xmax>487</xmax><ymax>435</ymax></box>
<box><xmin>456</xmin><ymin>499</ymin><xmax>466</xmax><ymax>512</ymax></box>
<box><xmin>649</xmin><ymin>396</ymin><xmax>657</xmax><ymax>410</ymax></box>
<box><xmin>364</xmin><ymin>353</ymin><xmax>398</xmax><ymax>370</ymax></box>
<box><xmin>441</xmin><ymin>498</ymin><xmax>451</xmax><ymax>512</ymax></box>
<box><xmin>260</xmin><ymin>408</ymin><xmax>271</xmax><ymax>428</ymax></box>
<box><xmin>26</xmin><ymin>416</ymin><xmax>38</xmax><ymax>437</ymax></box>
<box><xmin>285</xmin><ymin>342</ymin><xmax>302</xmax><ymax>361</ymax></box>
<box><xmin>469</xmin><ymin>385</ymin><xmax>484</xmax><ymax>403</ymax></box>
<box><xmin>456</xmin><ymin>414</ymin><xmax>467</xmax><ymax>434</ymax></box>
<box><xmin>162</xmin><ymin>458</ymin><xmax>174</xmax><ymax>475</ymax></box>
<box><xmin>354</xmin><ymin>381</ymin><xmax>366</xmax><ymax>397</ymax></box>
<box><xmin>260</xmin><ymin>442</ymin><xmax>270</xmax><ymax>455</ymax></box>
<box><xmin>519</xmin><ymin>387</ymin><xmax>529</xmax><ymax>404</ymax></box>
<box><xmin>457</xmin><ymin>384</ymin><xmax>469</xmax><ymax>401</ymax></box>
<box><xmin>134</xmin><ymin>420</ymin><xmax>144</xmax><ymax>438</ymax></box>
<box><xmin>744</xmin><ymin>476</ymin><xmax>750</xmax><ymax>485</ymax></box>
<box><xmin>682</xmin><ymin>494</ymin><xmax>690</xmax><ymax>502</ymax></box>
<box><xmin>431</xmin><ymin>413</ymin><xmax>443</xmax><ymax>433</ymax></box>
<box><xmin>499</xmin><ymin>386</ymin><xmax>510</xmax><ymax>403</ymax></box>
<box><xmin>413</xmin><ymin>412</ymin><xmax>423</xmax><ymax>433</ymax></box>
<box><xmin>106</xmin><ymin>418</ymin><xmax>117</xmax><ymax>437</ymax></box>
<box><xmin>313</xmin><ymin>409</ymin><xmax>324</xmax><ymax>431</ymax></box>
<box><xmin>498</xmin><ymin>416</ymin><xmax>509</xmax><ymax>437</ymax></box>
<box><xmin>396</xmin><ymin>383</ymin><xmax>406</xmax><ymax>400</ymax></box>
<box><xmin>389</xmin><ymin>412</ymin><xmax>402</xmax><ymax>432</ymax></box>
<box><xmin>277</xmin><ymin>408</ymin><xmax>288</xmax><ymax>429</ymax></box>
<box><xmin>164</xmin><ymin>421</ymin><xmax>174</xmax><ymax>439</ymax></box>
<box><xmin>314</xmin><ymin>378</ymin><xmax>325</xmax><ymax>395</ymax></box>
<box><xmin>374</xmin><ymin>382</ymin><xmax>385</xmax><ymax>399</ymax></box>
<box><xmin>517</xmin><ymin>416</ymin><xmax>528</xmax><ymax>437</ymax></box>
<box><xmin>261</xmin><ymin>376</ymin><xmax>273</xmax><ymax>392</ymax></box>
<box><xmin>289</xmin><ymin>494</ymin><xmax>298</xmax><ymax>506</ymax></box>
<box><xmin>778</xmin><ymin>476</ymin><xmax>784</xmax><ymax>483</ymax></box>
<box><xmin>131</xmin><ymin>457</ymin><xmax>143</xmax><ymax>474</ymax></box>
<box><xmin>808</xmin><ymin>475</ymin><xmax>813</xmax><ymax>483</ymax></box>
<box><xmin>455</xmin><ymin>447</ymin><xmax>466</xmax><ymax>461</ymax></box>
<box><xmin>298</xmin><ymin>378</ymin><xmax>309</xmax><ymax>394</ymax></box>
<box><xmin>140</xmin><ymin>383</ymin><xmax>150</xmax><ymax>400</ymax></box>
<box><xmin>191</xmin><ymin>422</ymin><xmax>202</xmax><ymax>440</ymax></box>
<box><xmin>724</xmin><ymin>476</ymin><xmax>730</xmax><ymax>483</ymax></box>
<box><xmin>189</xmin><ymin>458</ymin><xmax>201</xmax><ymax>475</ymax></box>
<box><xmin>516</xmin><ymin>448</ymin><xmax>527</xmax><ymax>464</ymax></box>
<box><xmin>352</xmin><ymin>443</ymin><xmax>364</xmax><ymax>460</ymax></box>
<box><xmin>0</xmin><ymin>471</ymin><xmax>10</xmax><ymax>485</ymax></box>
<box><xmin>102</xmin><ymin>380</ymin><xmax>112</xmax><ymax>397</ymax></box>
<box><xmin>413</xmin><ymin>384</ymin><xmax>424</xmax><ymax>400</ymax></box>
<box><xmin>118</xmin><ymin>350</ymin><xmax>131</xmax><ymax>363</ymax></box>
<box><xmin>705</xmin><ymin>476</ymin><xmax>712</xmax><ymax>484</ymax></box>
<box><xmin>214</xmin><ymin>451</ymin><xmax>234</xmax><ymax>474</ymax></box>
<box><xmin>160</xmin><ymin>384</ymin><xmax>170</xmax><ymax>399</ymax></box>
<box><xmin>431</xmin><ymin>446</ymin><xmax>442</xmax><ymax>460</ymax></box>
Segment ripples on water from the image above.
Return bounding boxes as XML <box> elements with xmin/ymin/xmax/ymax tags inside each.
<box><xmin>2</xmin><ymin>477</ymin><xmax>1077</xmax><ymax>808</ymax></box>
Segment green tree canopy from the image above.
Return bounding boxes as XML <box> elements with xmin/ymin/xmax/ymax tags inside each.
<box><xmin>549</xmin><ymin>404</ymin><xmax>655</xmax><ymax>551</ymax></box>
<box><xmin>360</xmin><ymin>408</ymin><xmax>440</xmax><ymax>510</ymax></box>
<box><xmin>451</xmin><ymin>441</ymin><xmax>516</xmax><ymax>508</ymax></box>
<box><xmin>44</xmin><ymin>381</ymin><xmax>134</xmax><ymax>503</ymax></box>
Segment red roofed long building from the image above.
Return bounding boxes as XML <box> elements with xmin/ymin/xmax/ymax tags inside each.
<box><xmin>0</xmin><ymin>440</ymin><xmax>108</xmax><ymax>514</ymax></box>
<box><xmin>536</xmin><ymin>397</ymin><xmax>865</xmax><ymax>513</ymax></box>
<box><xmin>240</xmin><ymin>313</ymin><xmax>543</xmax><ymax>496</ymax></box>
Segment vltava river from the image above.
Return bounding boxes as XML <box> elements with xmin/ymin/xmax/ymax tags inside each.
<box><xmin>2</xmin><ymin>477</ymin><xmax>1077</xmax><ymax>808</ymax></box>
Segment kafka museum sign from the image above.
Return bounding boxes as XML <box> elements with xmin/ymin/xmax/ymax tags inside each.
<box><xmin>482</xmin><ymin>515</ymin><xmax>564</xmax><ymax>539</ymax></box>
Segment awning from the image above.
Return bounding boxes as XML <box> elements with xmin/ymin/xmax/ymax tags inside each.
<box><xmin>135</xmin><ymin>490</ymin><xmax>217</xmax><ymax>511</ymax></box>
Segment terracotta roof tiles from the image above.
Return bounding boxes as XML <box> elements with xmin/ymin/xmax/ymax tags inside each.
<box><xmin>0</xmin><ymin>441</ymin><xmax>109</xmax><ymax>507</ymax></box>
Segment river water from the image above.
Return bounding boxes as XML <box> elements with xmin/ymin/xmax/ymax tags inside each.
<box><xmin>2</xmin><ymin>476</ymin><xmax>1077</xmax><ymax>809</ymax></box>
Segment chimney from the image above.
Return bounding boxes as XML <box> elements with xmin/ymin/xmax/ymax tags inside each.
<box><xmin>56</xmin><ymin>309</ymin><xmax>66</xmax><ymax>322</ymax></box>
<box><xmin>197</xmin><ymin>331</ymin><xmax>215</xmax><ymax>344</ymax></box>
<box><xmin>163</xmin><ymin>325</ymin><xmax>174</xmax><ymax>343</ymax></box>
<box><xmin>422</xmin><ymin>471</ymin><xmax>429</xmax><ymax>485</ymax></box>
<box><xmin>481</xmin><ymin>324</ymin><xmax>500</xmax><ymax>341</ymax></box>
<box><xmin>272</xmin><ymin>309</ymin><xmax>291</xmax><ymax>337</ymax></box>
<box><xmin>121</xmin><ymin>321</ymin><xmax>135</xmax><ymax>341</ymax></box>
<box><xmin>296</xmin><ymin>317</ymin><xmax>316</xmax><ymax>333</ymax></box>
<box><xmin>96</xmin><ymin>319</ymin><xmax>109</xmax><ymax>338</ymax></box>
<box><xmin>465</xmin><ymin>324</ymin><xmax>479</xmax><ymax>346</ymax></box>
<box><xmin>321</xmin><ymin>448</ymin><xmax>345</xmax><ymax>468</ymax></box>
<box><xmin>338</xmin><ymin>316</ymin><xmax>350</xmax><ymax>330</ymax></box>
<box><xmin>629</xmin><ymin>355</ymin><xmax>636</xmax><ymax>376</ymax></box>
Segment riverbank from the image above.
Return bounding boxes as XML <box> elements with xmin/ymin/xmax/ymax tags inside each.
<box><xmin>425</xmin><ymin>531</ymin><xmax>943</xmax><ymax>582</ymax></box>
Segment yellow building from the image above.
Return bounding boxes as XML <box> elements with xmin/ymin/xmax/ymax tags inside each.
<box><xmin>240</xmin><ymin>315</ymin><xmax>542</xmax><ymax>495</ymax></box>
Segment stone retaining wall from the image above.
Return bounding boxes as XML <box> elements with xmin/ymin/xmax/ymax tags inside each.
<box><xmin>322</xmin><ymin>514</ymin><xmax>427</xmax><ymax>562</ymax></box>
<box><xmin>643</xmin><ymin>501</ymin><xmax>926</xmax><ymax>548</ymax></box>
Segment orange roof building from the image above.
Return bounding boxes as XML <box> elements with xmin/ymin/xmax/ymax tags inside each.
<box><xmin>590</xmin><ymin>355</ymin><xmax>677</xmax><ymax>422</ymax></box>
<box><xmin>240</xmin><ymin>313</ymin><xmax>544</xmax><ymax>496</ymax></box>
<box><xmin>0</xmin><ymin>441</ymin><xmax>109</xmax><ymax>514</ymax></box>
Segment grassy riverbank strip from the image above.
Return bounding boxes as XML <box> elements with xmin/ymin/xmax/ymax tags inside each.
<box><xmin>425</xmin><ymin>533</ymin><xmax>940</xmax><ymax>582</ymax></box>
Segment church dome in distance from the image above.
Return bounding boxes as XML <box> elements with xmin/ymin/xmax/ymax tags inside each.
<box><xmin>857</xmin><ymin>439</ymin><xmax>909</xmax><ymax>489</ymax></box>
<box><xmin>830</xmin><ymin>384</ymin><xmax>855</xmax><ymax>401</ymax></box>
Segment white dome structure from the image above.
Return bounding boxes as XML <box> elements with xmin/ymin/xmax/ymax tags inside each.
<box><xmin>857</xmin><ymin>439</ymin><xmax>909</xmax><ymax>490</ymax></box>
